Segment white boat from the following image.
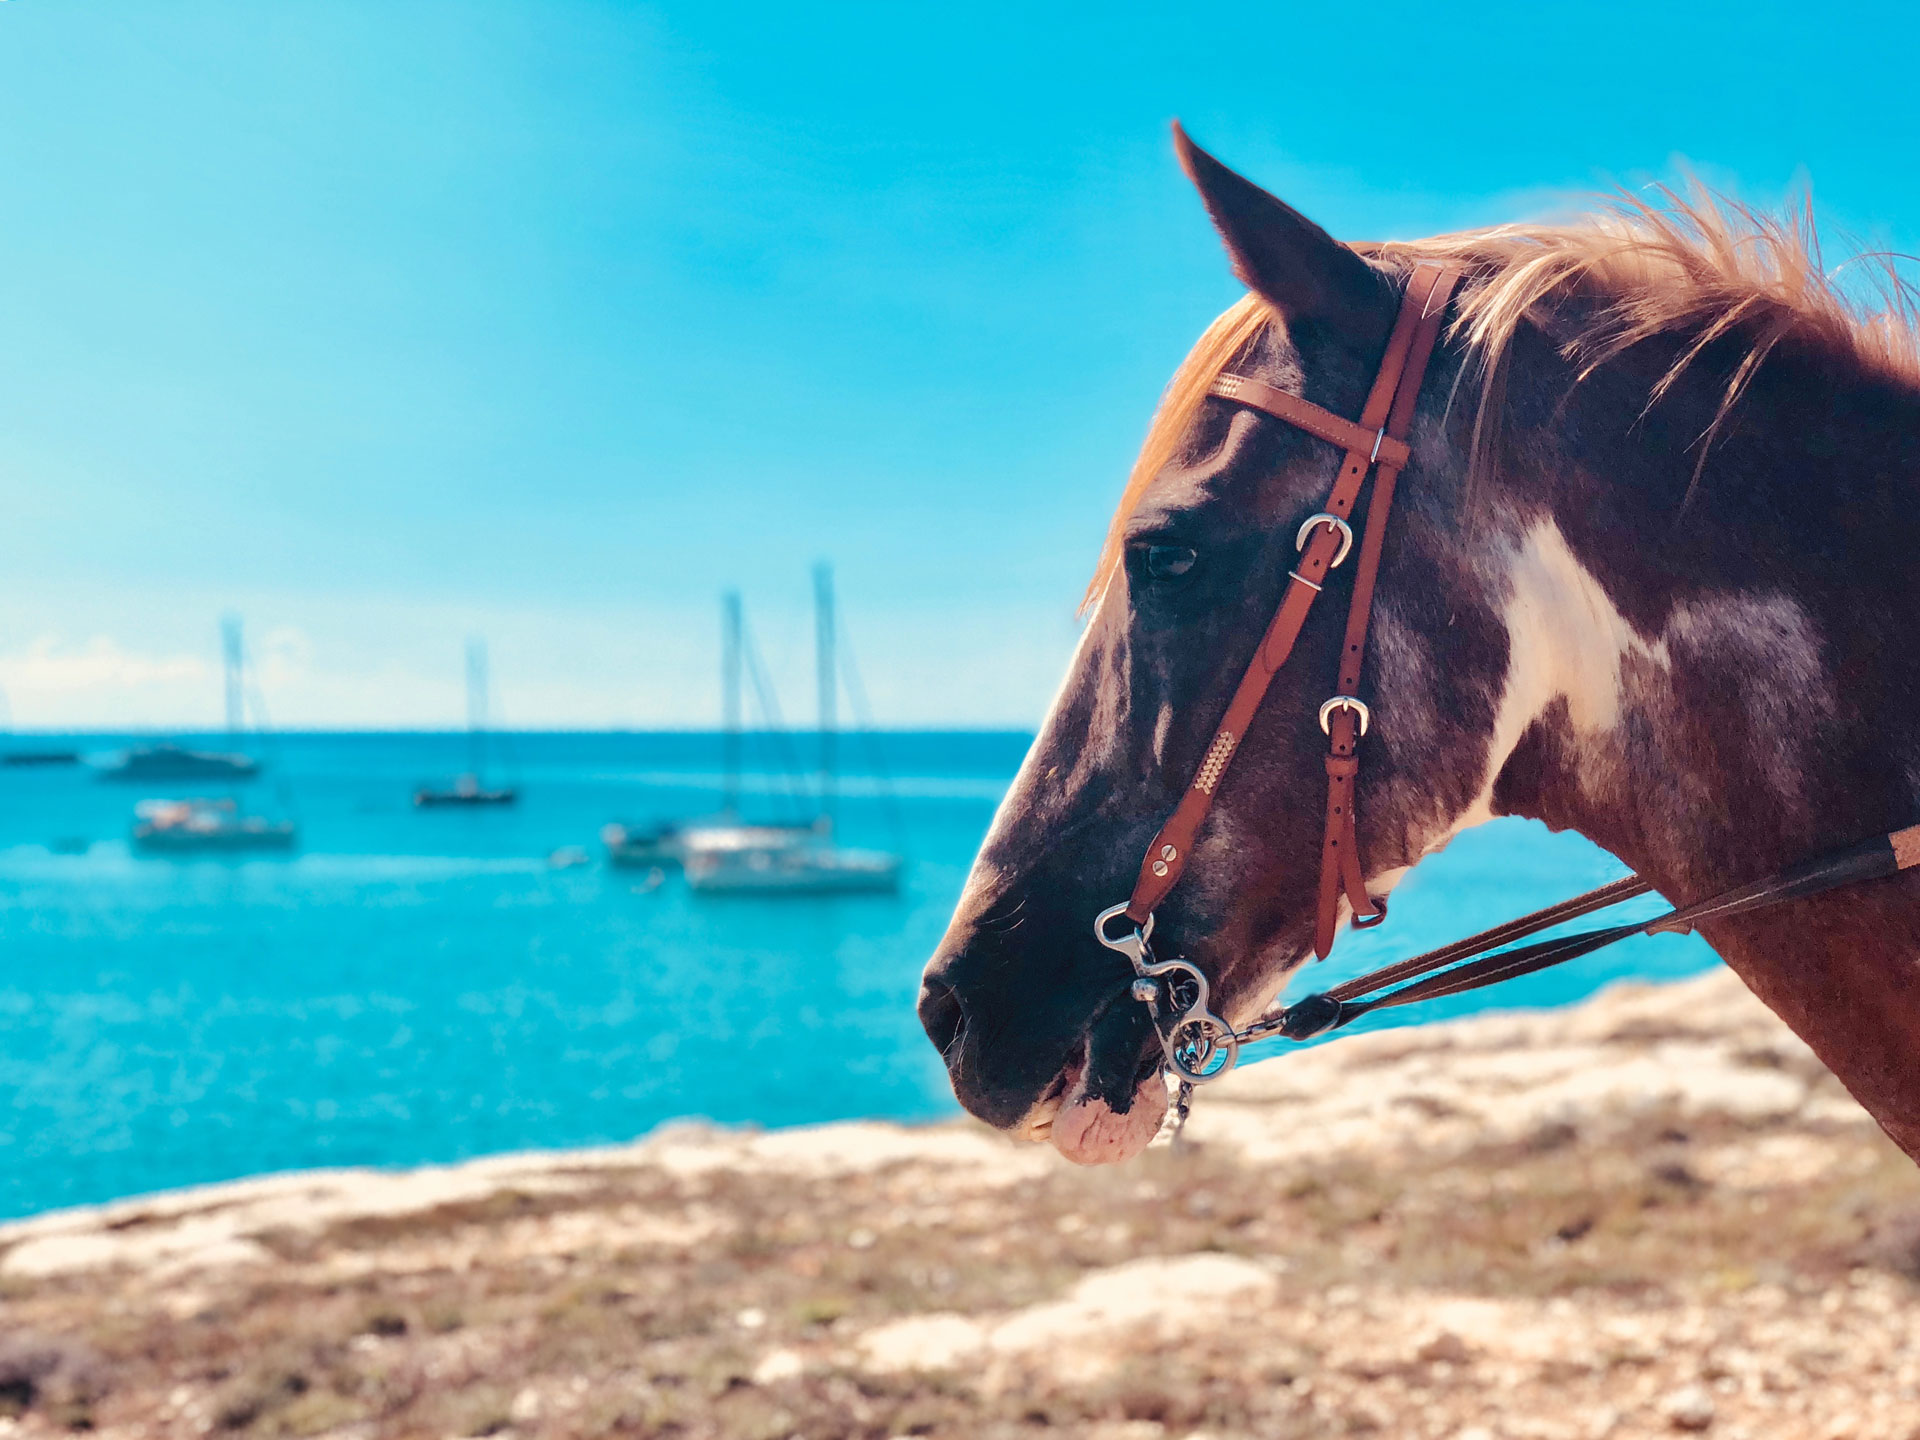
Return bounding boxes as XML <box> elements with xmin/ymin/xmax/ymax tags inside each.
<box><xmin>684</xmin><ymin>833</ymin><xmax>900</xmax><ymax>894</ymax></box>
<box><xmin>600</xmin><ymin>818</ymin><xmax>812</xmax><ymax>868</ymax></box>
<box><xmin>126</xmin><ymin>617</ymin><xmax>299</xmax><ymax>853</ymax></box>
<box><xmin>599</xmin><ymin>590</ymin><xmax>819</xmax><ymax>874</ymax></box>
<box><xmin>132</xmin><ymin>798</ymin><xmax>296</xmax><ymax>854</ymax></box>
<box><xmin>682</xmin><ymin>565</ymin><xmax>902</xmax><ymax>897</ymax></box>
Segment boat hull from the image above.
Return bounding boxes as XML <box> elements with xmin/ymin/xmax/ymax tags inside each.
<box><xmin>684</xmin><ymin>846</ymin><xmax>901</xmax><ymax>896</ymax></box>
<box><xmin>414</xmin><ymin>788</ymin><xmax>518</xmax><ymax>808</ymax></box>
<box><xmin>99</xmin><ymin>747</ymin><xmax>260</xmax><ymax>782</ymax></box>
<box><xmin>133</xmin><ymin>824</ymin><xmax>297</xmax><ymax>854</ymax></box>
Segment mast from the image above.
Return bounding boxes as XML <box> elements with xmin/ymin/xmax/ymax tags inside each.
<box><xmin>222</xmin><ymin>614</ymin><xmax>244</xmax><ymax>734</ymax></box>
<box><xmin>721</xmin><ymin>591</ymin><xmax>742</xmax><ymax>818</ymax></box>
<box><xmin>465</xmin><ymin>637</ymin><xmax>488</xmax><ymax>778</ymax></box>
<box><xmin>814</xmin><ymin>562</ymin><xmax>836</xmax><ymax>831</ymax></box>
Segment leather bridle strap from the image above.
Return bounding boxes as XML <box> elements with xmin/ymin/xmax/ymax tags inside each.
<box><xmin>1263</xmin><ymin>821</ymin><xmax>1920</xmax><ymax>1042</ymax></box>
<box><xmin>1316</xmin><ymin>267</ymin><xmax>1461</xmax><ymax>956</ymax></box>
<box><xmin>1123</xmin><ymin>263</ymin><xmax>1460</xmax><ymax>935</ymax></box>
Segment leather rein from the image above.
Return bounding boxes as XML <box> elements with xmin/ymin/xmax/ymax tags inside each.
<box><xmin>1093</xmin><ymin>261</ymin><xmax>1920</xmax><ymax>1106</ymax></box>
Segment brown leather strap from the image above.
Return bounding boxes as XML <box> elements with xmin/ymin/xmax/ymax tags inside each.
<box><xmin>1208</xmin><ymin>374</ymin><xmax>1413</xmax><ymax>471</ymax></box>
<box><xmin>1313</xmin><ymin>268</ymin><xmax>1460</xmax><ymax>957</ymax></box>
<box><xmin>1124</xmin><ymin>263</ymin><xmax>1458</xmax><ymax>925</ymax></box>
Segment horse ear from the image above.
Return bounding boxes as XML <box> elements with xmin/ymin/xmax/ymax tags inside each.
<box><xmin>1173</xmin><ymin>123</ymin><xmax>1394</xmax><ymax>349</ymax></box>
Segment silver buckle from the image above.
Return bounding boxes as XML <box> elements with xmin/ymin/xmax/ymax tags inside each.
<box><xmin>1318</xmin><ymin>695</ymin><xmax>1371</xmax><ymax>736</ymax></box>
<box><xmin>1294</xmin><ymin>513</ymin><xmax>1354</xmax><ymax>568</ymax></box>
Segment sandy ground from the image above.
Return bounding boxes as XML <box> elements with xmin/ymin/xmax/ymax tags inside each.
<box><xmin>3</xmin><ymin>969</ymin><xmax>1918</xmax><ymax>1439</ymax></box>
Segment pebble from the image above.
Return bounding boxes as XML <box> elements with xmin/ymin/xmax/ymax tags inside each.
<box><xmin>1417</xmin><ymin>1330</ymin><xmax>1473</xmax><ymax>1365</ymax></box>
<box><xmin>1661</xmin><ymin>1384</ymin><xmax>1716</xmax><ymax>1431</ymax></box>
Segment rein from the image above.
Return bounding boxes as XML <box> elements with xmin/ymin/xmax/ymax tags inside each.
<box><xmin>1094</xmin><ymin>260</ymin><xmax>1920</xmax><ymax>1129</ymax></box>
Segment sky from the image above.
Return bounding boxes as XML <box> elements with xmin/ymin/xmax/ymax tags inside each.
<box><xmin>2</xmin><ymin>1</ymin><xmax>1918</xmax><ymax>730</ymax></box>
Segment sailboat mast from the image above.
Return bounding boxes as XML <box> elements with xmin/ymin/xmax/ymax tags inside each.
<box><xmin>721</xmin><ymin>591</ymin><xmax>742</xmax><ymax>818</ymax></box>
<box><xmin>222</xmin><ymin>614</ymin><xmax>244</xmax><ymax>734</ymax></box>
<box><xmin>465</xmin><ymin>638</ymin><xmax>488</xmax><ymax>778</ymax></box>
<box><xmin>814</xmin><ymin>562</ymin><xmax>836</xmax><ymax>830</ymax></box>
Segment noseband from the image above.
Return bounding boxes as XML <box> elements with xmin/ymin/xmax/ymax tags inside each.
<box><xmin>1094</xmin><ymin>262</ymin><xmax>1920</xmax><ymax>1116</ymax></box>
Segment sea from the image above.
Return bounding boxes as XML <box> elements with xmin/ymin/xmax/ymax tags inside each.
<box><xmin>0</xmin><ymin>731</ymin><xmax>1717</xmax><ymax>1221</ymax></box>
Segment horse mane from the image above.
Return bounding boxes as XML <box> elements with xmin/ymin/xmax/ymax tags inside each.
<box><xmin>1086</xmin><ymin>184</ymin><xmax>1920</xmax><ymax>609</ymax></box>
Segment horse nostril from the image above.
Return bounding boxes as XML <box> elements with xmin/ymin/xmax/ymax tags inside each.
<box><xmin>917</xmin><ymin>977</ymin><xmax>967</xmax><ymax>1062</ymax></box>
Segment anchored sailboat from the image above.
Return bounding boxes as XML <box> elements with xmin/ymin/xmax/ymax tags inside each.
<box><xmin>130</xmin><ymin>615</ymin><xmax>297</xmax><ymax>853</ymax></box>
<box><xmin>414</xmin><ymin>639</ymin><xmax>518</xmax><ymax>807</ymax></box>
<box><xmin>602</xmin><ymin>591</ymin><xmax>812</xmax><ymax>867</ymax></box>
<box><xmin>683</xmin><ymin>564</ymin><xmax>901</xmax><ymax>895</ymax></box>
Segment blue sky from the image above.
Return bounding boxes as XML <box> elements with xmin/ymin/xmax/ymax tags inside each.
<box><xmin>2</xmin><ymin>1</ymin><xmax>1916</xmax><ymax>728</ymax></box>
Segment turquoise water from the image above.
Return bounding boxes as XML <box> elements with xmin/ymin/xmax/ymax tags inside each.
<box><xmin>0</xmin><ymin>732</ymin><xmax>1717</xmax><ymax>1220</ymax></box>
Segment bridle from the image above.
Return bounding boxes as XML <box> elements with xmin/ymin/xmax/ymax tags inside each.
<box><xmin>1090</xmin><ymin>261</ymin><xmax>1920</xmax><ymax>1127</ymax></box>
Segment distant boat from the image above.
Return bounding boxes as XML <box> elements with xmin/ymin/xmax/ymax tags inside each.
<box><xmin>96</xmin><ymin>743</ymin><xmax>259</xmax><ymax>782</ymax></box>
<box><xmin>415</xmin><ymin>772</ymin><xmax>517</xmax><ymax>808</ymax></box>
<box><xmin>132</xmin><ymin>798</ymin><xmax>296</xmax><ymax>854</ymax></box>
<box><xmin>603</xmin><ymin>818</ymin><xmax>816</xmax><ymax>869</ymax></box>
<box><xmin>601</xmin><ymin>820</ymin><xmax>686</xmax><ymax>867</ymax></box>
<box><xmin>683</xmin><ymin>826</ymin><xmax>899</xmax><ymax>894</ymax></box>
<box><xmin>414</xmin><ymin>638</ymin><xmax>518</xmax><ymax>808</ymax></box>
<box><xmin>683</xmin><ymin>564</ymin><xmax>902</xmax><ymax>897</ymax></box>
<box><xmin>600</xmin><ymin>592</ymin><xmax>806</xmax><ymax>868</ymax></box>
<box><xmin>123</xmin><ymin>616</ymin><xmax>298</xmax><ymax>852</ymax></box>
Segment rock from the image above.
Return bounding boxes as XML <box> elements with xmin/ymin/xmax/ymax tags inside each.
<box><xmin>1660</xmin><ymin>1384</ymin><xmax>1716</xmax><ymax>1431</ymax></box>
<box><xmin>1416</xmin><ymin>1330</ymin><xmax>1473</xmax><ymax>1365</ymax></box>
<box><xmin>752</xmin><ymin>1348</ymin><xmax>805</xmax><ymax>1385</ymax></box>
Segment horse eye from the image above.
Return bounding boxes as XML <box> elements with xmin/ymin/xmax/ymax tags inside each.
<box><xmin>1145</xmin><ymin>545</ymin><xmax>1198</xmax><ymax>581</ymax></box>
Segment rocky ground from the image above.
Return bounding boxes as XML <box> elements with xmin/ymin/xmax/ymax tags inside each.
<box><xmin>3</xmin><ymin>970</ymin><xmax>1919</xmax><ymax>1440</ymax></box>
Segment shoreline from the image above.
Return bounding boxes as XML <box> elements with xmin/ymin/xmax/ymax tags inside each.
<box><xmin>4</xmin><ymin>968</ymin><xmax>1917</xmax><ymax>1437</ymax></box>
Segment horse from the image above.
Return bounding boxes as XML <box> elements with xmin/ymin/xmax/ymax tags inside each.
<box><xmin>918</xmin><ymin>125</ymin><xmax>1920</xmax><ymax>1168</ymax></box>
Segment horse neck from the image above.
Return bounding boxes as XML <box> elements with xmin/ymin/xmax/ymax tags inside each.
<box><xmin>1482</xmin><ymin>347</ymin><xmax>1920</xmax><ymax>1159</ymax></box>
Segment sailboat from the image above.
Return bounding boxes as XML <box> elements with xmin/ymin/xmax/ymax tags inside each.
<box><xmin>682</xmin><ymin>565</ymin><xmax>901</xmax><ymax>895</ymax></box>
<box><xmin>130</xmin><ymin>616</ymin><xmax>297</xmax><ymax>853</ymax></box>
<box><xmin>602</xmin><ymin>592</ymin><xmax>811</xmax><ymax>867</ymax></box>
<box><xmin>414</xmin><ymin>639</ymin><xmax>518</xmax><ymax>807</ymax></box>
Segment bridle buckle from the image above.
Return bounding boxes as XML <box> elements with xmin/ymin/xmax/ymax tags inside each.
<box><xmin>1294</xmin><ymin>513</ymin><xmax>1355</xmax><ymax>569</ymax></box>
<box><xmin>1318</xmin><ymin>695</ymin><xmax>1371</xmax><ymax>737</ymax></box>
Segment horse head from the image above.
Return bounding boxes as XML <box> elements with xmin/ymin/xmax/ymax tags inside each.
<box><xmin>919</xmin><ymin>130</ymin><xmax>1520</xmax><ymax>1162</ymax></box>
